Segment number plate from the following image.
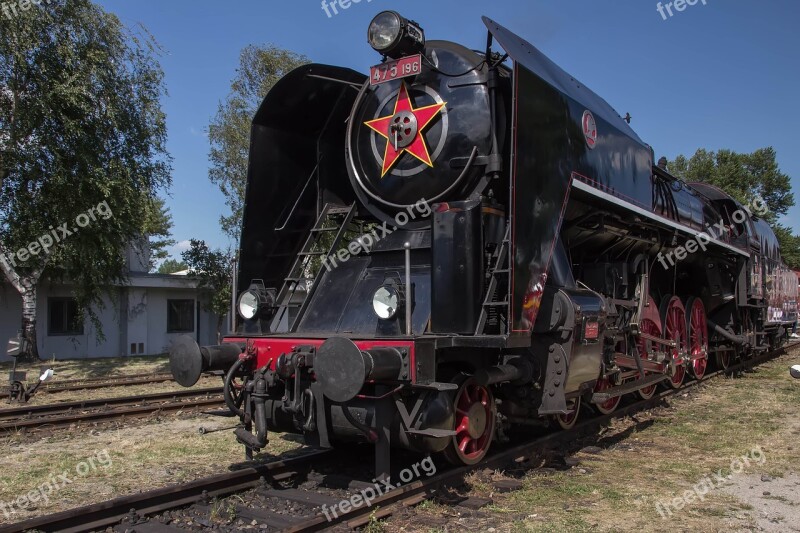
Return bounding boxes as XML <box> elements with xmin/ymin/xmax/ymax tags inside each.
<box><xmin>370</xmin><ymin>54</ymin><xmax>422</xmax><ymax>86</ymax></box>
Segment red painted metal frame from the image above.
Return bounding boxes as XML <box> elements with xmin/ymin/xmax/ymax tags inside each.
<box><xmin>223</xmin><ymin>337</ymin><xmax>417</xmax><ymax>382</ymax></box>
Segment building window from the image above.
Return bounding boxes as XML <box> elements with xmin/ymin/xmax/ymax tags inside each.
<box><xmin>167</xmin><ymin>299</ymin><xmax>195</xmax><ymax>333</ymax></box>
<box><xmin>48</xmin><ymin>298</ymin><xmax>84</xmax><ymax>336</ymax></box>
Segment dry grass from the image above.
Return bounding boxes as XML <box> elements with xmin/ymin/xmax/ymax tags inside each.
<box><xmin>394</xmin><ymin>348</ymin><xmax>800</xmax><ymax>533</ymax></box>
<box><xmin>1</xmin><ymin>355</ymin><xmax>226</xmax><ymax>406</ymax></box>
<box><xmin>2</xmin><ymin>349</ymin><xmax>799</xmax><ymax>530</ymax></box>
<box><xmin>0</xmin><ymin>414</ymin><xmax>306</xmax><ymax>524</ymax></box>
<box><xmin>1</xmin><ymin>354</ymin><xmax>172</xmax><ymax>381</ymax></box>
<box><xmin>10</xmin><ymin>375</ymin><xmax>222</xmax><ymax>406</ymax></box>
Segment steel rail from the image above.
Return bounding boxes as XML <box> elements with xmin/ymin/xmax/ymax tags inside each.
<box><xmin>285</xmin><ymin>341</ymin><xmax>800</xmax><ymax>532</ymax></box>
<box><xmin>39</xmin><ymin>372</ymin><xmax>173</xmax><ymax>387</ymax></box>
<box><xmin>4</xmin><ymin>341</ymin><xmax>797</xmax><ymax>533</ymax></box>
<box><xmin>1</xmin><ymin>374</ymin><xmax>177</xmax><ymax>396</ymax></box>
<box><xmin>0</xmin><ymin>387</ymin><xmax>223</xmax><ymax>421</ymax></box>
<box><xmin>0</xmin><ymin>395</ymin><xmax>224</xmax><ymax>433</ymax></box>
<box><xmin>0</xmin><ymin>450</ymin><xmax>334</xmax><ymax>533</ymax></box>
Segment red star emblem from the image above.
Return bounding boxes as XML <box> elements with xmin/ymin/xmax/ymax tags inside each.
<box><xmin>364</xmin><ymin>82</ymin><xmax>446</xmax><ymax>177</ymax></box>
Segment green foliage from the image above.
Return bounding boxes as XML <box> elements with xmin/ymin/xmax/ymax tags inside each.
<box><xmin>0</xmin><ymin>0</ymin><xmax>171</xmax><ymax>358</ymax></box>
<box><xmin>181</xmin><ymin>239</ymin><xmax>232</xmax><ymax>340</ymax></box>
<box><xmin>363</xmin><ymin>510</ymin><xmax>386</xmax><ymax>533</ymax></box>
<box><xmin>668</xmin><ymin>147</ymin><xmax>793</xmax><ymax>222</ymax></box>
<box><xmin>156</xmin><ymin>258</ymin><xmax>188</xmax><ymax>274</ymax></box>
<box><xmin>668</xmin><ymin>147</ymin><xmax>799</xmax><ymax>267</ymax></box>
<box><xmin>142</xmin><ymin>197</ymin><xmax>176</xmax><ymax>270</ymax></box>
<box><xmin>208</xmin><ymin>45</ymin><xmax>309</xmax><ymax>241</ymax></box>
<box><xmin>772</xmin><ymin>225</ymin><xmax>800</xmax><ymax>269</ymax></box>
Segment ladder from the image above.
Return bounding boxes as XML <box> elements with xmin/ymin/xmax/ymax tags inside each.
<box><xmin>475</xmin><ymin>225</ymin><xmax>511</xmax><ymax>335</ymax></box>
<box><xmin>271</xmin><ymin>203</ymin><xmax>357</xmax><ymax>333</ymax></box>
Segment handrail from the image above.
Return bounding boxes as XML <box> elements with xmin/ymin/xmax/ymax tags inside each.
<box><xmin>274</xmin><ymin>158</ymin><xmax>321</xmax><ymax>231</ymax></box>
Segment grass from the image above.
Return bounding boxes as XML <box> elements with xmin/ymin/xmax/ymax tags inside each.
<box><xmin>1</xmin><ymin>354</ymin><xmax>171</xmax><ymax>381</ymax></box>
<box><xmin>1</xmin><ymin>354</ymin><xmax>223</xmax><ymax>407</ymax></box>
<box><xmin>395</xmin><ymin>348</ymin><xmax>800</xmax><ymax>533</ymax></box>
<box><xmin>0</xmin><ymin>416</ymin><xmax>306</xmax><ymax>524</ymax></box>
<box><xmin>2</xmin><ymin>348</ymin><xmax>798</xmax><ymax>529</ymax></box>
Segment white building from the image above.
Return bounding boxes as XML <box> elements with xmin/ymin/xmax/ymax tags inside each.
<box><xmin>0</xmin><ymin>242</ymin><xmax>223</xmax><ymax>362</ymax></box>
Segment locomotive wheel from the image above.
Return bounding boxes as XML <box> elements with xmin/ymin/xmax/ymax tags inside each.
<box><xmin>442</xmin><ymin>375</ymin><xmax>496</xmax><ymax>466</ymax></box>
<box><xmin>661</xmin><ymin>296</ymin><xmax>687</xmax><ymax>389</ymax></box>
<box><xmin>554</xmin><ymin>397</ymin><xmax>581</xmax><ymax>430</ymax></box>
<box><xmin>636</xmin><ymin>296</ymin><xmax>661</xmax><ymax>400</ymax></box>
<box><xmin>716</xmin><ymin>350</ymin><xmax>732</xmax><ymax>371</ymax></box>
<box><xmin>686</xmin><ymin>297</ymin><xmax>709</xmax><ymax>379</ymax></box>
<box><xmin>592</xmin><ymin>375</ymin><xmax>620</xmax><ymax>415</ymax></box>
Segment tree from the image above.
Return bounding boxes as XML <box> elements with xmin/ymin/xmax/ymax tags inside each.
<box><xmin>773</xmin><ymin>225</ymin><xmax>800</xmax><ymax>269</ymax></box>
<box><xmin>0</xmin><ymin>1</ymin><xmax>171</xmax><ymax>360</ymax></box>
<box><xmin>669</xmin><ymin>148</ymin><xmax>794</xmax><ymax>221</ymax></box>
<box><xmin>157</xmin><ymin>259</ymin><xmax>188</xmax><ymax>274</ymax></box>
<box><xmin>142</xmin><ymin>197</ymin><xmax>176</xmax><ymax>271</ymax></box>
<box><xmin>208</xmin><ymin>45</ymin><xmax>309</xmax><ymax>242</ymax></box>
<box><xmin>668</xmin><ymin>147</ymin><xmax>800</xmax><ymax>268</ymax></box>
<box><xmin>182</xmin><ymin>240</ymin><xmax>232</xmax><ymax>343</ymax></box>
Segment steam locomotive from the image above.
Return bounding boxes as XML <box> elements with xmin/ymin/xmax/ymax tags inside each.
<box><xmin>170</xmin><ymin>12</ymin><xmax>799</xmax><ymax>476</ymax></box>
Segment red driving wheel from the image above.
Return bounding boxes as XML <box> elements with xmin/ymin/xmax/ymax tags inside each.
<box><xmin>592</xmin><ymin>375</ymin><xmax>620</xmax><ymax>415</ymax></box>
<box><xmin>636</xmin><ymin>296</ymin><xmax>662</xmax><ymax>399</ymax></box>
<box><xmin>661</xmin><ymin>296</ymin><xmax>687</xmax><ymax>389</ymax></box>
<box><xmin>686</xmin><ymin>297</ymin><xmax>708</xmax><ymax>379</ymax></box>
<box><xmin>554</xmin><ymin>397</ymin><xmax>581</xmax><ymax>430</ymax></box>
<box><xmin>443</xmin><ymin>375</ymin><xmax>496</xmax><ymax>465</ymax></box>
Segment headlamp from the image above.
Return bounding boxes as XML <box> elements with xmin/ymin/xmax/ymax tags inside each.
<box><xmin>236</xmin><ymin>281</ymin><xmax>276</xmax><ymax>321</ymax></box>
<box><xmin>237</xmin><ymin>290</ymin><xmax>260</xmax><ymax>321</ymax></box>
<box><xmin>368</xmin><ymin>11</ymin><xmax>425</xmax><ymax>59</ymax></box>
<box><xmin>372</xmin><ymin>283</ymin><xmax>405</xmax><ymax>320</ymax></box>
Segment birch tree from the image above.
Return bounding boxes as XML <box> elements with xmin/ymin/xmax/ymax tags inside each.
<box><xmin>0</xmin><ymin>1</ymin><xmax>171</xmax><ymax>360</ymax></box>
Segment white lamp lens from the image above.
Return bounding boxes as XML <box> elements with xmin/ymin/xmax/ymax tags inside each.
<box><xmin>369</xmin><ymin>12</ymin><xmax>401</xmax><ymax>51</ymax></box>
<box><xmin>372</xmin><ymin>286</ymin><xmax>399</xmax><ymax>319</ymax></box>
<box><xmin>238</xmin><ymin>291</ymin><xmax>259</xmax><ymax>320</ymax></box>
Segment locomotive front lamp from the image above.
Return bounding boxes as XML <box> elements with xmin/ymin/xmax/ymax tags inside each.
<box><xmin>236</xmin><ymin>281</ymin><xmax>275</xmax><ymax>321</ymax></box>
<box><xmin>372</xmin><ymin>284</ymin><xmax>405</xmax><ymax>320</ymax></box>
<box><xmin>237</xmin><ymin>290</ymin><xmax>260</xmax><ymax>321</ymax></box>
<box><xmin>368</xmin><ymin>11</ymin><xmax>425</xmax><ymax>59</ymax></box>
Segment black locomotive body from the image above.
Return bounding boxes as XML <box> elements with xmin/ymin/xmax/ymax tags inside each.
<box><xmin>170</xmin><ymin>13</ymin><xmax>799</xmax><ymax>475</ymax></box>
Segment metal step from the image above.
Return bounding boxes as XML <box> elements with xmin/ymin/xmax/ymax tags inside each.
<box><xmin>406</xmin><ymin>427</ymin><xmax>457</xmax><ymax>438</ymax></box>
<box><xmin>591</xmin><ymin>374</ymin><xmax>669</xmax><ymax>403</ymax></box>
<box><xmin>326</xmin><ymin>206</ymin><xmax>352</xmax><ymax>215</ymax></box>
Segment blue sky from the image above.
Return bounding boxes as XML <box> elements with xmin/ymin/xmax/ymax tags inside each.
<box><xmin>95</xmin><ymin>0</ymin><xmax>800</xmax><ymax>261</ymax></box>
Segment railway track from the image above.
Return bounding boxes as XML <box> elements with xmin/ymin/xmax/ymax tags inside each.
<box><xmin>3</xmin><ymin>341</ymin><xmax>797</xmax><ymax>533</ymax></box>
<box><xmin>0</xmin><ymin>388</ymin><xmax>224</xmax><ymax>434</ymax></box>
<box><xmin>1</xmin><ymin>372</ymin><xmax>177</xmax><ymax>397</ymax></box>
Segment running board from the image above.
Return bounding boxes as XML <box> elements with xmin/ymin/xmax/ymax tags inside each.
<box><xmin>591</xmin><ymin>374</ymin><xmax>669</xmax><ymax>403</ymax></box>
<box><xmin>405</xmin><ymin>428</ymin><xmax>457</xmax><ymax>438</ymax></box>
